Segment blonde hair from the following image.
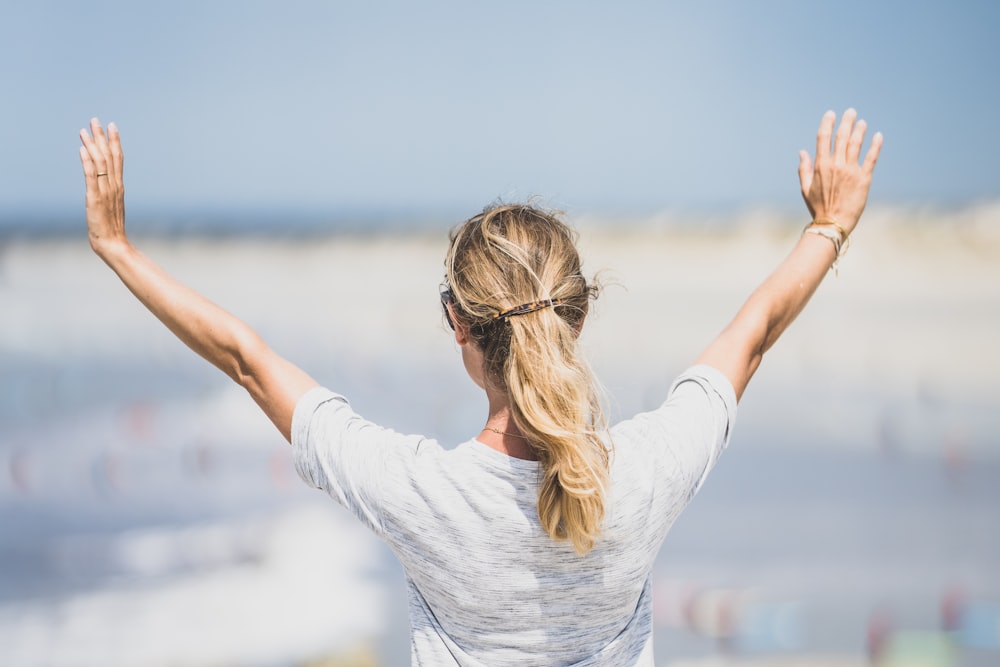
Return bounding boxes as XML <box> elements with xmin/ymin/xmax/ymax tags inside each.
<box><xmin>444</xmin><ymin>203</ymin><xmax>610</xmax><ymax>555</ymax></box>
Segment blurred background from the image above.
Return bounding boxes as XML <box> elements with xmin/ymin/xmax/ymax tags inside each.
<box><xmin>1</xmin><ymin>2</ymin><xmax>998</xmax><ymax>666</ymax></box>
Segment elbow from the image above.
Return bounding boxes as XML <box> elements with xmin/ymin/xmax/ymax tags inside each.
<box><xmin>225</xmin><ymin>329</ymin><xmax>269</xmax><ymax>391</ymax></box>
<box><xmin>737</xmin><ymin>309</ymin><xmax>773</xmax><ymax>360</ymax></box>
<box><xmin>752</xmin><ymin>306</ymin><xmax>785</xmax><ymax>359</ymax></box>
<box><xmin>733</xmin><ymin>312</ymin><xmax>770</xmax><ymax>394</ymax></box>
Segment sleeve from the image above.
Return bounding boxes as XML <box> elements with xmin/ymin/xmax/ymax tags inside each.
<box><xmin>661</xmin><ymin>364</ymin><xmax>737</xmax><ymax>496</ymax></box>
<box><xmin>290</xmin><ymin>386</ymin><xmax>431</xmax><ymax>537</ymax></box>
<box><xmin>611</xmin><ymin>364</ymin><xmax>737</xmax><ymax>515</ymax></box>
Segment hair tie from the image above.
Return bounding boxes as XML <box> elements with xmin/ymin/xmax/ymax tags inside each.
<box><xmin>493</xmin><ymin>299</ymin><xmax>563</xmax><ymax>320</ymax></box>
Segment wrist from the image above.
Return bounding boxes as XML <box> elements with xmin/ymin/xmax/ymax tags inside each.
<box><xmin>802</xmin><ymin>220</ymin><xmax>850</xmax><ymax>276</ymax></box>
<box><xmin>809</xmin><ymin>211</ymin><xmax>859</xmax><ymax>236</ymax></box>
<box><xmin>92</xmin><ymin>235</ymin><xmax>135</xmax><ymax>268</ymax></box>
<box><xmin>810</xmin><ymin>217</ymin><xmax>848</xmax><ymax>240</ymax></box>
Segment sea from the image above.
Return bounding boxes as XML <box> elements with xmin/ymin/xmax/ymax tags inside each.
<box><xmin>1</xmin><ymin>209</ymin><xmax>998</xmax><ymax>666</ymax></box>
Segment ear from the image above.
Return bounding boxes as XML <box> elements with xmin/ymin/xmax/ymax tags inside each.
<box><xmin>446</xmin><ymin>302</ymin><xmax>472</xmax><ymax>345</ymax></box>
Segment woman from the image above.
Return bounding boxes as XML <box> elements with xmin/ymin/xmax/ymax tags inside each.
<box><xmin>79</xmin><ymin>110</ymin><xmax>881</xmax><ymax>665</ymax></box>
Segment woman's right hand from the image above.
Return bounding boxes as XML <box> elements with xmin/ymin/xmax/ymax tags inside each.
<box><xmin>79</xmin><ymin>118</ymin><xmax>128</xmax><ymax>258</ymax></box>
<box><xmin>797</xmin><ymin>108</ymin><xmax>883</xmax><ymax>236</ymax></box>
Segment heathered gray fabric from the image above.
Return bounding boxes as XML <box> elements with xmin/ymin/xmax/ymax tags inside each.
<box><xmin>292</xmin><ymin>364</ymin><xmax>736</xmax><ymax>666</ymax></box>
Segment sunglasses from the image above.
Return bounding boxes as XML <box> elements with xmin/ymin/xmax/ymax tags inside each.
<box><xmin>440</xmin><ymin>288</ymin><xmax>455</xmax><ymax>330</ymax></box>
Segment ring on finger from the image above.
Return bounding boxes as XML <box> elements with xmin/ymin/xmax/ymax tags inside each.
<box><xmin>96</xmin><ymin>172</ymin><xmax>108</xmax><ymax>177</ymax></box>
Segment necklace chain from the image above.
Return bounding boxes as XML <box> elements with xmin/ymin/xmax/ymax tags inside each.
<box><xmin>483</xmin><ymin>425</ymin><xmax>526</xmax><ymax>438</ymax></box>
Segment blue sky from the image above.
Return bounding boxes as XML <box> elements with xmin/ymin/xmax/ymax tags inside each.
<box><xmin>2</xmin><ymin>1</ymin><xmax>998</xmax><ymax>226</ymax></box>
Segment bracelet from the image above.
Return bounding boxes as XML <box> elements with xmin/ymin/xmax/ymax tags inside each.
<box><xmin>810</xmin><ymin>217</ymin><xmax>848</xmax><ymax>243</ymax></box>
<box><xmin>802</xmin><ymin>219</ymin><xmax>851</xmax><ymax>276</ymax></box>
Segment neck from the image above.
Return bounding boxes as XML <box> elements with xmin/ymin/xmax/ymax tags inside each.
<box><xmin>479</xmin><ymin>391</ymin><xmax>538</xmax><ymax>461</ymax></box>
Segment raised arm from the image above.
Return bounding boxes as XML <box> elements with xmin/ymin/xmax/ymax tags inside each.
<box><xmin>695</xmin><ymin>109</ymin><xmax>883</xmax><ymax>401</ymax></box>
<box><xmin>79</xmin><ymin>118</ymin><xmax>318</xmax><ymax>441</ymax></box>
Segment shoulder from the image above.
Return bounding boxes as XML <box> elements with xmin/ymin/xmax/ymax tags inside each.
<box><xmin>291</xmin><ymin>386</ymin><xmax>445</xmax><ymax>488</ymax></box>
<box><xmin>612</xmin><ymin>365</ymin><xmax>736</xmax><ymax>445</ymax></box>
<box><xmin>292</xmin><ymin>386</ymin><xmax>438</xmax><ymax>454</ymax></box>
<box><xmin>609</xmin><ymin>365</ymin><xmax>736</xmax><ymax>495</ymax></box>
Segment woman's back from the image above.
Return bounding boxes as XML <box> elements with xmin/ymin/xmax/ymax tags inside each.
<box><xmin>293</xmin><ymin>367</ymin><xmax>735</xmax><ymax>665</ymax></box>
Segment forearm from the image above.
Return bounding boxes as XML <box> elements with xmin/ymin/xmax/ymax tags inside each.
<box><xmin>747</xmin><ymin>229</ymin><xmax>837</xmax><ymax>357</ymax></box>
<box><xmin>696</xmin><ymin>228</ymin><xmax>836</xmax><ymax>399</ymax></box>
<box><xmin>98</xmin><ymin>240</ymin><xmax>261</xmax><ymax>385</ymax></box>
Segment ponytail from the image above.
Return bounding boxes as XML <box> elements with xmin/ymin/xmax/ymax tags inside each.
<box><xmin>445</xmin><ymin>203</ymin><xmax>610</xmax><ymax>555</ymax></box>
<box><xmin>506</xmin><ymin>311</ymin><xmax>609</xmax><ymax>554</ymax></box>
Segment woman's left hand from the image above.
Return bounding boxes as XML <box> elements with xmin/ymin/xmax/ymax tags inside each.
<box><xmin>79</xmin><ymin>118</ymin><xmax>128</xmax><ymax>258</ymax></box>
<box><xmin>797</xmin><ymin>109</ymin><xmax>883</xmax><ymax>236</ymax></box>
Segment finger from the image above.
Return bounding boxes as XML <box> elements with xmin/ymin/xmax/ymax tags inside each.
<box><xmin>79</xmin><ymin>145</ymin><xmax>98</xmax><ymax>193</ymax></box>
<box><xmin>108</xmin><ymin>122</ymin><xmax>124</xmax><ymax>187</ymax></box>
<box><xmin>798</xmin><ymin>149</ymin><xmax>813</xmax><ymax>194</ymax></box>
<box><xmin>80</xmin><ymin>123</ymin><xmax>110</xmax><ymax>184</ymax></box>
<box><xmin>833</xmin><ymin>108</ymin><xmax>857</xmax><ymax>164</ymax></box>
<box><xmin>815</xmin><ymin>110</ymin><xmax>836</xmax><ymax>162</ymax></box>
<box><xmin>862</xmin><ymin>131</ymin><xmax>883</xmax><ymax>174</ymax></box>
<box><xmin>91</xmin><ymin>117</ymin><xmax>112</xmax><ymax>160</ymax></box>
<box><xmin>90</xmin><ymin>118</ymin><xmax>113</xmax><ymax>186</ymax></box>
<box><xmin>846</xmin><ymin>118</ymin><xmax>867</xmax><ymax>165</ymax></box>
